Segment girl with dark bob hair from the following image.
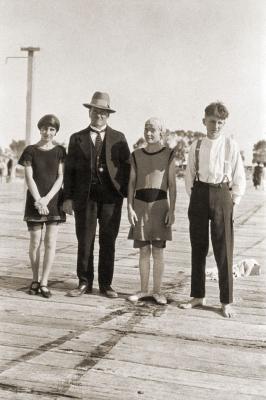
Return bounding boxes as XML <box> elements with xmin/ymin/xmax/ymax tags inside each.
<box><xmin>18</xmin><ymin>114</ymin><xmax>66</xmax><ymax>298</ymax></box>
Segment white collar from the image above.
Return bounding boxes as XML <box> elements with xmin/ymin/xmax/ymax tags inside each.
<box><xmin>90</xmin><ymin>125</ymin><xmax>107</xmax><ymax>132</ymax></box>
<box><xmin>205</xmin><ymin>134</ymin><xmax>224</xmax><ymax>145</ymax></box>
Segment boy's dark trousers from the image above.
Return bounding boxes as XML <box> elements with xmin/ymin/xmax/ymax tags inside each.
<box><xmin>188</xmin><ymin>181</ymin><xmax>234</xmax><ymax>304</ymax></box>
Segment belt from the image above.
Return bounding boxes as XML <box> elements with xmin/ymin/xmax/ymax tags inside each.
<box><xmin>194</xmin><ymin>180</ymin><xmax>229</xmax><ymax>189</ymax></box>
<box><xmin>135</xmin><ymin>189</ymin><xmax>167</xmax><ymax>202</ymax></box>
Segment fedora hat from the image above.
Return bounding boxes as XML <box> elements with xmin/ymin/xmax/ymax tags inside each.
<box><xmin>83</xmin><ymin>91</ymin><xmax>116</xmax><ymax>113</ymax></box>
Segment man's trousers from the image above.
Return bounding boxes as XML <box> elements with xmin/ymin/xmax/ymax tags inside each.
<box><xmin>74</xmin><ymin>198</ymin><xmax>123</xmax><ymax>289</ymax></box>
<box><xmin>188</xmin><ymin>181</ymin><xmax>234</xmax><ymax>304</ymax></box>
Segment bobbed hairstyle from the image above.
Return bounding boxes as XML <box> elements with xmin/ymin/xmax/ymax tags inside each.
<box><xmin>204</xmin><ymin>102</ymin><xmax>229</xmax><ymax>120</ymax></box>
<box><xmin>145</xmin><ymin>117</ymin><xmax>165</xmax><ymax>134</ymax></box>
<box><xmin>37</xmin><ymin>114</ymin><xmax>60</xmax><ymax>132</ymax></box>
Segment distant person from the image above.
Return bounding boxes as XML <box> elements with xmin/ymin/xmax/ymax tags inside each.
<box><xmin>63</xmin><ymin>92</ymin><xmax>130</xmax><ymax>298</ymax></box>
<box><xmin>262</xmin><ymin>163</ymin><xmax>266</xmax><ymax>191</ymax></box>
<box><xmin>180</xmin><ymin>102</ymin><xmax>246</xmax><ymax>317</ymax></box>
<box><xmin>18</xmin><ymin>115</ymin><xmax>66</xmax><ymax>298</ymax></box>
<box><xmin>252</xmin><ymin>162</ymin><xmax>263</xmax><ymax>189</ymax></box>
<box><xmin>0</xmin><ymin>159</ymin><xmax>5</xmax><ymax>183</ymax></box>
<box><xmin>6</xmin><ymin>158</ymin><xmax>13</xmax><ymax>182</ymax></box>
<box><xmin>127</xmin><ymin>118</ymin><xmax>176</xmax><ymax>305</ymax></box>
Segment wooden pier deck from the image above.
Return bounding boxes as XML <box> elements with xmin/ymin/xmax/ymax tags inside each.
<box><xmin>0</xmin><ymin>179</ymin><xmax>265</xmax><ymax>399</ymax></box>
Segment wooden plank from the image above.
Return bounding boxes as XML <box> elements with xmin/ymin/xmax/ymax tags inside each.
<box><xmin>88</xmin><ymin>359</ymin><xmax>266</xmax><ymax>396</ymax></box>
<box><xmin>65</xmin><ymin>369</ymin><xmax>266</xmax><ymax>400</ymax></box>
<box><xmin>0</xmin><ymin>179</ymin><xmax>265</xmax><ymax>400</ymax></box>
<box><xmin>107</xmin><ymin>333</ymin><xmax>266</xmax><ymax>379</ymax></box>
<box><xmin>131</xmin><ymin>309</ymin><xmax>266</xmax><ymax>345</ymax></box>
<box><xmin>0</xmin><ymin>390</ymin><xmax>63</xmax><ymax>400</ymax></box>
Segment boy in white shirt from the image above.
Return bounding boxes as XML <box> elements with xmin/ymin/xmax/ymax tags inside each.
<box><xmin>180</xmin><ymin>102</ymin><xmax>246</xmax><ymax>317</ymax></box>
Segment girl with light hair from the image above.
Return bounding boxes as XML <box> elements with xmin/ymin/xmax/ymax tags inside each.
<box><xmin>127</xmin><ymin>117</ymin><xmax>176</xmax><ymax>305</ymax></box>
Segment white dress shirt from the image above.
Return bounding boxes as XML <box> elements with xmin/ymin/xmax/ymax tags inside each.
<box><xmin>90</xmin><ymin>125</ymin><xmax>106</xmax><ymax>145</ymax></box>
<box><xmin>185</xmin><ymin>135</ymin><xmax>246</xmax><ymax>205</ymax></box>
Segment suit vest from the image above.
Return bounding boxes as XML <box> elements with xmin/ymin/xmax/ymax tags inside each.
<box><xmin>90</xmin><ymin>136</ymin><xmax>122</xmax><ymax>201</ymax></box>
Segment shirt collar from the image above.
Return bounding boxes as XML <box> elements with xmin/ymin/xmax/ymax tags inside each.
<box><xmin>205</xmin><ymin>134</ymin><xmax>224</xmax><ymax>145</ymax></box>
<box><xmin>90</xmin><ymin>125</ymin><xmax>107</xmax><ymax>133</ymax></box>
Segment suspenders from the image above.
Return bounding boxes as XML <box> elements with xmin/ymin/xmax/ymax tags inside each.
<box><xmin>195</xmin><ymin>138</ymin><xmax>202</xmax><ymax>181</ymax></box>
<box><xmin>223</xmin><ymin>137</ymin><xmax>231</xmax><ymax>183</ymax></box>
<box><xmin>195</xmin><ymin>137</ymin><xmax>231</xmax><ymax>185</ymax></box>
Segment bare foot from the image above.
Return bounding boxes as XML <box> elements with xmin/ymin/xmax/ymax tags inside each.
<box><xmin>221</xmin><ymin>303</ymin><xmax>235</xmax><ymax>318</ymax></box>
<box><xmin>179</xmin><ymin>297</ymin><xmax>206</xmax><ymax>309</ymax></box>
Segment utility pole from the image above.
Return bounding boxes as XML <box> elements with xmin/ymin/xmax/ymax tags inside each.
<box><xmin>20</xmin><ymin>47</ymin><xmax>40</xmax><ymax>145</ymax></box>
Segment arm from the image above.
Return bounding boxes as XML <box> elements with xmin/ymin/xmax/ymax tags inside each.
<box><xmin>36</xmin><ymin>162</ymin><xmax>64</xmax><ymax>207</ymax></box>
<box><xmin>119</xmin><ymin>134</ymin><xmax>131</xmax><ymax>196</ymax></box>
<box><xmin>63</xmin><ymin>135</ymin><xmax>76</xmax><ymax>215</ymax></box>
<box><xmin>63</xmin><ymin>135</ymin><xmax>76</xmax><ymax>201</ymax></box>
<box><xmin>184</xmin><ymin>143</ymin><xmax>196</xmax><ymax>197</ymax></box>
<box><xmin>25</xmin><ymin>165</ymin><xmax>42</xmax><ymax>201</ymax></box>
<box><xmin>127</xmin><ymin>163</ymin><xmax>138</xmax><ymax>226</ymax></box>
<box><xmin>25</xmin><ymin>165</ymin><xmax>49</xmax><ymax>215</ymax></box>
<box><xmin>231</xmin><ymin>142</ymin><xmax>246</xmax><ymax>205</ymax></box>
<box><xmin>165</xmin><ymin>158</ymin><xmax>177</xmax><ymax>227</ymax></box>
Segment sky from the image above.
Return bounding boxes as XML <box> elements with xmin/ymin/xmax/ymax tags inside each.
<box><xmin>0</xmin><ymin>0</ymin><xmax>266</xmax><ymax>164</ymax></box>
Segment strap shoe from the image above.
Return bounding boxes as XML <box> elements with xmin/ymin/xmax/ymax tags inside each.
<box><xmin>28</xmin><ymin>281</ymin><xmax>40</xmax><ymax>295</ymax></box>
<box><xmin>40</xmin><ymin>285</ymin><xmax>52</xmax><ymax>299</ymax></box>
<box><xmin>127</xmin><ymin>292</ymin><xmax>149</xmax><ymax>302</ymax></box>
<box><xmin>153</xmin><ymin>293</ymin><xmax>167</xmax><ymax>305</ymax></box>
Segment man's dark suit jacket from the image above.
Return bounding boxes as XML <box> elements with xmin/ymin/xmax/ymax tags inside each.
<box><xmin>63</xmin><ymin>126</ymin><xmax>130</xmax><ymax>210</ymax></box>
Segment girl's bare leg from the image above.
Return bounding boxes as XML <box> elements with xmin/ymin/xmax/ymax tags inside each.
<box><xmin>40</xmin><ymin>224</ymin><xmax>59</xmax><ymax>287</ymax></box>
<box><xmin>152</xmin><ymin>246</ymin><xmax>164</xmax><ymax>293</ymax></box>
<box><xmin>152</xmin><ymin>247</ymin><xmax>167</xmax><ymax>305</ymax></box>
<box><xmin>139</xmin><ymin>245</ymin><xmax>151</xmax><ymax>293</ymax></box>
<box><xmin>29</xmin><ymin>229</ymin><xmax>42</xmax><ymax>282</ymax></box>
<box><xmin>128</xmin><ymin>245</ymin><xmax>151</xmax><ymax>302</ymax></box>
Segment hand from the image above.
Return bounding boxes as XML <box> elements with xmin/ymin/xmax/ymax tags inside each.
<box><xmin>165</xmin><ymin>211</ymin><xmax>175</xmax><ymax>227</ymax></box>
<box><xmin>35</xmin><ymin>203</ymin><xmax>49</xmax><ymax>215</ymax></box>
<box><xmin>63</xmin><ymin>199</ymin><xmax>73</xmax><ymax>215</ymax></box>
<box><xmin>232</xmin><ymin>203</ymin><xmax>238</xmax><ymax>222</ymax></box>
<box><xmin>34</xmin><ymin>198</ymin><xmax>49</xmax><ymax>215</ymax></box>
<box><xmin>128</xmin><ymin>206</ymin><xmax>138</xmax><ymax>226</ymax></box>
<box><xmin>34</xmin><ymin>196</ymin><xmax>49</xmax><ymax>208</ymax></box>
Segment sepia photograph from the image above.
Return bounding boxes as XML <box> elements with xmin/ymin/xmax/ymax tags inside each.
<box><xmin>0</xmin><ymin>0</ymin><xmax>265</xmax><ymax>398</ymax></box>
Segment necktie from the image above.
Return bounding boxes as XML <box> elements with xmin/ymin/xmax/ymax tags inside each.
<box><xmin>94</xmin><ymin>131</ymin><xmax>102</xmax><ymax>154</ymax></box>
<box><xmin>90</xmin><ymin>128</ymin><xmax>104</xmax><ymax>153</ymax></box>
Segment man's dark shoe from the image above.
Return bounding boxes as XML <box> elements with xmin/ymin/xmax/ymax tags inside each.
<box><xmin>68</xmin><ymin>284</ymin><xmax>88</xmax><ymax>297</ymax></box>
<box><xmin>100</xmin><ymin>286</ymin><xmax>118</xmax><ymax>298</ymax></box>
<box><xmin>86</xmin><ymin>286</ymin><xmax>93</xmax><ymax>294</ymax></box>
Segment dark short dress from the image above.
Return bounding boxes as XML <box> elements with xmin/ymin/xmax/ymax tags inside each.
<box><xmin>18</xmin><ymin>145</ymin><xmax>66</xmax><ymax>222</ymax></box>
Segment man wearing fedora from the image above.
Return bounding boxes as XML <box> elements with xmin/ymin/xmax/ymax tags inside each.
<box><xmin>63</xmin><ymin>92</ymin><xmax>130</xmax><ymax>298</ymax></box>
